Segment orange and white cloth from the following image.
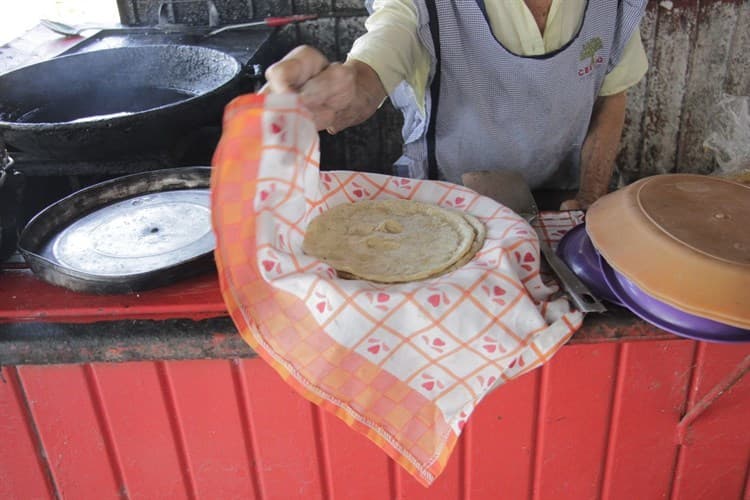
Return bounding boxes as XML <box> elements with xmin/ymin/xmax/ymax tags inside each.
<box><xmin>211</xmin><ymin>93</ymin><xmax>583</xmax><ymax>486</ymax></box>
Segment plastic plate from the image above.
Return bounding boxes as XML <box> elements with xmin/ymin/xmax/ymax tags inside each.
<box><xmin>556</xmin><ymin>223</ymin><xmax>622</xmax><ymax>306</ymax></box>
<box><xmin>599</xmin><ymin>255</ymin><xmax>750</xmax><ymax>343</ymax></box>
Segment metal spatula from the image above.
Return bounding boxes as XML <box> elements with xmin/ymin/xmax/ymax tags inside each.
<box><xmin>462</xmin><ymin>170</ymin><xmax>607</xmax><ymax>313</ymax></box>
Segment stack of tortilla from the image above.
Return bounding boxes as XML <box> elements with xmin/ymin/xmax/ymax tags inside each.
<box><xmin>303</xmin><ymin>199</ymin><xmax>486</xmax><ymax>283</ymax></box>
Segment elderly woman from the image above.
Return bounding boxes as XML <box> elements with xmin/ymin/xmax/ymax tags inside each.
<box><xmin>263</xmin><ymin>0</ymin><xmax>648</xmax><ymax>209</ymax></box>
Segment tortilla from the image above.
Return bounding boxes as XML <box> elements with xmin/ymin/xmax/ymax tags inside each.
<box><xmin>335</xmin><ymin>211</ymin><xmax>485</xmax><ymax>281</ymax></box>
<box><xmin>303</xmin><ymin>199</ymin><xmax>479</xmax><ymax>283</ymax></box>
<box><xmin>439</xmin><ymin>211</ymin><xmax>486</xmax><ymax>275</ymax></box>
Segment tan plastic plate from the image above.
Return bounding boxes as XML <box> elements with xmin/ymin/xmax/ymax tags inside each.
<box><xmin>586</xmin><ymin>174</ymin><xmax>750</xmax><ymax>329</ymax></box>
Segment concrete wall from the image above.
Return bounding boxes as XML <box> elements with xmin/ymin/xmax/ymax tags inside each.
<box><xmin>119</xmin><ymin>0</ymin><xmax>750</xmax><ymax>184</ymax></box>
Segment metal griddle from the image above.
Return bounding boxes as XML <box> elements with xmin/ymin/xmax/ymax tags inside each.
<box><xmin>18</xmin><ymin>167</ymin><xmax>214</xmax><ymax>294</ymax></box>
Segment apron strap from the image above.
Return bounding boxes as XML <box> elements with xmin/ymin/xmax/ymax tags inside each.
<box><xmin>425</xmin><ymin>0</ymin><xmax>441</xmax><ymax>181</ymax></box>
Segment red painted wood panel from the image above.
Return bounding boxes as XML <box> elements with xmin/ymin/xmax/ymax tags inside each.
<box><xmin>464</xmin><ymin>368</ymin><xmax>540</xmax><ymax>499</ymax></box>
<box><xmin>671</xmin><ymin>344</ymin><xmax>750</xmax><ymax>500</ymax></box>
<box><xmin>239</xmin><ymin>358</ymin><xmax>325</xmax><ymax>499</ymax></box>
<box><xmin>397</xmin><ymin>435</ymin><xmax>461</xmax><ymax>499</ymax></box>
<box><xmin>91</xmin><ymin>361</ymin><xmax>191</xmax><ymax>498</ymax></box>
<box><xmin>534</xmin><ymin>343</ymin><xmax>620</xmax><ymax>500</ymax></box>
<box><xmin>0</xmin><ymin>367</ymin><xmax>53</xmax><ymax>499</ymax></box>
<box><xmin>164</xmin><ymin>359</ymin><xmax>259</xmax><ymax>498</ymax></box>
<box><xmin>601</xmin><ymin>341</ymin><xmax>695</xmax><ymax>500</ymax></box>
<box><xmin>320</xmin><ymin>410</ymin><xmax>392</xmax><ymax>500</ymax></box>
<box><xmin>17</xmin><ymin>364</ymin><xmax>123</xmax><ymax>498</ymax></box>
<box><xmin>3</xmin><ymin>341</ymin><xmax>750</xmax><ymax>499</ymax></box>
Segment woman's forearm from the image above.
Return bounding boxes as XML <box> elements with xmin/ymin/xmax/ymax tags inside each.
<box><xmin>576</xmin><ymin>91</ymin><xmax>628</xmax><ymax>207</ymax></box>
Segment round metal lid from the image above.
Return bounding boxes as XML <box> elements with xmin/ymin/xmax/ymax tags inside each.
<box><xmin>40</xmin><ymin>189</ymin><xmax>213</xmax><ymax>276</ymax></box>
<box><xmin>637</xmin><ymin>175</ymin><xmax>750</xmax><ymax>266</ymax></box>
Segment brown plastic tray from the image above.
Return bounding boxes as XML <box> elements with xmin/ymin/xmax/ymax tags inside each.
<box><xmin>586</xmin><ymin>174</ymin><xmax>750</xmax><ymax>329</ymax></box>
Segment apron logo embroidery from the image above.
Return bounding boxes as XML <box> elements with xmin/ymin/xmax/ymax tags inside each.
<box><xmin>578</xmin><ymin>37</ymin><xmax>605</xmax><ymax>77</ymax></box>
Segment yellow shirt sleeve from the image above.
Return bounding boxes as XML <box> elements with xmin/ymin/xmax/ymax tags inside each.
<box><xmin>347</xmin><ymin>0</ymin><xmax>429</xmax><ymax>97</ymax></box>
<box><xmin>599</xmin><ymin>29</ymin><xmax>649</xmax><ymax>96</ymax></box>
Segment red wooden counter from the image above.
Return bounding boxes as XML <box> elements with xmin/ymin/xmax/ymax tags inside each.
<box><xmin>1</xmin><ymin>266</ymin><xmax>748</xmax><ymax>500</ymax></box>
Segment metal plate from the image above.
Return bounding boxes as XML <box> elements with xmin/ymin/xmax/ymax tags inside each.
<box><xmin>41</xmin><ymin>190</ymin><xmax>212</xmax><ymax>276</ymax></box>
<box><xmin>19</xmin><ymin>166</ymin><xmax>214</xmax><ymax>294</ymax></box>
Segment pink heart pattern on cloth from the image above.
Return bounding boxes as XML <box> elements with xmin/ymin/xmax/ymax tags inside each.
<box><xmin>211</xmin><ymin>93</ymin><xmax>583</xmax><ymax>487</ymax></box>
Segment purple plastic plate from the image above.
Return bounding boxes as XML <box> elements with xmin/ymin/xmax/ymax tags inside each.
<box><xmin>599</xmin><ymin>255</ymin><xmax>750</xmax><ymax>343</ymax></box>
<box><xmin>556</xmin><ymin>223</ymin><xmax>622</xmax><ymax>305</ymax></box>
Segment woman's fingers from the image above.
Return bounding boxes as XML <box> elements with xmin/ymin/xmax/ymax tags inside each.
<box><xmin>310</xmin><ymin>106</ymin><xmax>336</xmax><ymax>131</ymax></box>
<box><xmin>298</xmin><ymin>63</ymin><xmax>358</xmax><ymax>131</ymax></box>
<box><xmin>263</xmin><ymin>47</ymin><xmax>355</xmax><ymax>131</ymax></box>
<box><xmin>262</xmin><ymin>47</ymin><xmax>383</xmax><ymax>133</ymax></box>
<box><xmin>559</xmin><ymin>198</ymin><xmax>585</xmax><ymax>211</ymax></box>
<box><xmin>298</xmin><ymin>63</ymin><xmax>356</xmax><ymax>109</ymax></box>
<box><xmin>264</xmin><ymin>45</ymin><xmax>331</xmax><ymax>93</ymax></box>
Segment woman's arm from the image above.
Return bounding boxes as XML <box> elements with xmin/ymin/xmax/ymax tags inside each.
<box><xmin>561</xmin><ymin>90</ymin><xmax>627</xmax><ymax>210</ymax></box>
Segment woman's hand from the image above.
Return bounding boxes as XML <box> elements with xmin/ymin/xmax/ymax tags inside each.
<box><xmin>261</xmin><ymin>45</ymin><xmax>387</xmax><ymax>133</ymax></box>
<box><xmin>559</xmin><ymin>198</ymin><xmax>585</xmax><ymax>211</ymax></box>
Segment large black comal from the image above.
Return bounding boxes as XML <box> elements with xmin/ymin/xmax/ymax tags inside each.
<box><xmin>0</xmin><ymin>45</ymin><xmax>243</xmax><ymax>159</ymax></box>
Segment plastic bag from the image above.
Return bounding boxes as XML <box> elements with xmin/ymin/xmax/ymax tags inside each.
<box><xmin>703</xmin><ymin>94</ymin><xmax>750</xmax><ymax>183</ymax></box>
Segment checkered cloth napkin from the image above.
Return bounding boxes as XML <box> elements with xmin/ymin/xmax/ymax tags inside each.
<box><xmin>535</xmin><ymin>211</ymin><xmax>586</xmax><ymax>246</ymax></box>
<box><xmin>534</xmin><ymin>211</ymin><xmax>586</xmax><ymax>284</ymax></box>
<box><xmin>211</xmin><ymin>94</ymin><xmax>583</xmax><ymax>486</ymax></box>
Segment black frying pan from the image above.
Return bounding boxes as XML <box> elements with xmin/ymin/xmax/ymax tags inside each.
<box><xmin>0</xmin><ymin>150</ymin><xmax>24</xmax><ymax>262</ymax></box>
<box><xmin>0</xmin><ymin>45</ymin><xmax>244</xmax><ymax>159</ymax></box>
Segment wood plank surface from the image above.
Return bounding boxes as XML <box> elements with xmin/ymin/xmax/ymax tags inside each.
<box><xmin>677</xmin><ymin>1</ymin><xmax>740</xmax><ymax>174</ymax></box>
<box><xmin>670</xmin><ymin>343</ymin><xmax>750</xmax><ymax>500</ymax></box>
<box><xmin>0</xmin><ymin>367</ymin><xmax>54</xmax><ymax>499</ymax></box>
<box><xmin>17</xmin><ymin>365</ymin><xmax>124</xmax><ymax>498</ymax></box>
<box><xmin>600</xmin><ymin>341</ymin><xmax>695</xmax><ymax>500</ymax></box>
